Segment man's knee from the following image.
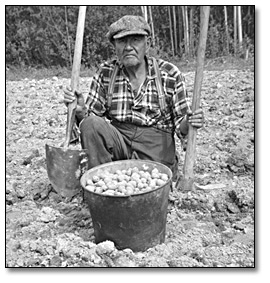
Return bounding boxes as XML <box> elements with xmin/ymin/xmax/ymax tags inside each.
<box><xmin>80</xmin><ymin>115</ymin><xmax>105</xmax><ymax>135</ymax></box>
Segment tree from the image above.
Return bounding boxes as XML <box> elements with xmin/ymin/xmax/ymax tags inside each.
<box><xmin>6</xmin><ymin>5</ymin><xmax>255</xmax><ymax>67</ymax></box>
<box><xmin>224</xmin><ymin>6</ymin><xmax>230</xmax><ymax>55</ymax></box>
<box><xmin>189</xmin><ymin>6</ymin><xmax>194</xmax><ymax>57</ymax></box>
<box><xmin>177</xmin><ymin>6</ymin><xmax>183</xmax><ymax>55</ymax></box>
<box><xmin>141</xmin><ymin>6</ymin><xmax>147</xmax><ymax>22</ymax></box>
<box><xmin>182</xmin><ymin>6</ymin><xmax>189</xmax><ymax>57</ymax></box>
<box><xmin>168</xmin><ymin>6</ymin><xmax>175</xmax><ymax>56</ymax></box>
<box><xmin>237</xmin><ymin>6</ymin><xmax>243</xmax><ymax>51</ymax></box>
<box><xmin>172</xmin><ymin>6</ymin><xmax>177</xmax><ymax>55</ymax></box>
<box><xmin>148</xmin><ymin>6</ymin><xmax>155</xmax><ymax>47</ymax></box>
<box><xmin>234</xmin><ymin>5</ymin><xmax>237</xmax><ymax>55</ymax></box>
<box><xmin>64</xmin><ymin>6</ymin><xmax>72</xmax><ymax>67</ymax></box>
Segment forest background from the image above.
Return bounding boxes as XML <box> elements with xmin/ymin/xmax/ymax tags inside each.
<box><xmin>6</xmin><ymin>5</ymin><xmax>254</xmax><ymax>78</ymax></box>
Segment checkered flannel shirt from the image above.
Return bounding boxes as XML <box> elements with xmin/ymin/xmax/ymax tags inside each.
<box><xmin>72</xmin><ymin>56</ymin><xmax>190</xmax><ymax>142</ymax></box>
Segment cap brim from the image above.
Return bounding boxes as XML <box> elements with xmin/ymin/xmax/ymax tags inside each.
<box><xmin>113</xmin><ymin>30</ymin><xmax>148</xmax><ymax>40</ymax></box>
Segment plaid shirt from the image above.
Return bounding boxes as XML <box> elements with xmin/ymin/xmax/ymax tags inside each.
<box><xmin>72</xmin><ymin>56</ymin><xmax>190</xmax><ymax>142</ymax></box>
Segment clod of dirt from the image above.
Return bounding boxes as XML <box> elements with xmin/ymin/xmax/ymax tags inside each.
<box><xmin>96</xmin><ymin>241</ymin><xmax>115</xmax><ymax>255</ymax></box>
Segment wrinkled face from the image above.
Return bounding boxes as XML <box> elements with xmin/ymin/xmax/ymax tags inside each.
<box><xmin>114</xmin><ymin>35</ymin><xmax>150</xmax><ymax>68</ymax></box>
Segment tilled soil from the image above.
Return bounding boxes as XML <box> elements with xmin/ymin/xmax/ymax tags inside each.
<box><xmin>6</xmin><ymin>67</ymin><xmax>254</xmax><ymax>267</ymax></box>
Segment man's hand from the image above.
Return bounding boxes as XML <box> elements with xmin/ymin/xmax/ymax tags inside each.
<box><xmin>179</xmin><ymin>108</ymin><xmax>204</xmax><ymax>136</ymax></box>
<box><xmin>63</xmin><ymin>86</ymin><xmax>86</xmax><ymax>114</ymax></box>
<box><xmin>186</xmin><ymin>108</ymin><xmax>204</xmax><ymax>129</ymax></box>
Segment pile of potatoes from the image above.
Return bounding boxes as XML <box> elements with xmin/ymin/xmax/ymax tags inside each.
<box><xmin>84</xmin><ymin>165</ymin><xmax>169</xmax><ymax>196</ymax></box>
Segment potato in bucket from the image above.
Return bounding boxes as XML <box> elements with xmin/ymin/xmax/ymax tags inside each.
<box><xmin>80</xmin><ymin>159</ymin><xmax>172</xmax><ymax>252</ymax></box>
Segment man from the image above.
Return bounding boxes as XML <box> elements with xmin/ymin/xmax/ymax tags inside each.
<box><xmin>63</xmin><ymin>15</ymin><xmax>204</xmax><ymax>180</ymax></box>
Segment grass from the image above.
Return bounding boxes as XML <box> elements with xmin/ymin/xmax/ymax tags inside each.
<box><xmin>176</xmin><ymin>56</ymin><xmax>254</xmax><ymax>73</ymax></box>
<box><xmin>5</xmin><ymin>65</ymin><xmax>97</xmax><ymax>81</ymax></box>
<box><xmin>6</xmin><ymin>56</ymin><xmax>254</xmax><ymax>81</ymax></box>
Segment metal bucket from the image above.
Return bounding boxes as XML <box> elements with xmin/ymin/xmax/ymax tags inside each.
<box><xmin>80</xmin><ymin>160</ymin><xmax>172</xmax><ymax>252</ymax></box>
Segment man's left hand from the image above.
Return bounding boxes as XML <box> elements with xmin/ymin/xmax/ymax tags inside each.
<box><xmin>186</xmin><ymin>108</ymin><xmax>204</xmax><ymax>129</ymax></box>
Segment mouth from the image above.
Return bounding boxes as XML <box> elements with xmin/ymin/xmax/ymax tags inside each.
<box><xmin>124</xmin><ymin>54</ymin><xmax>136</xmax><ymax>58</ymax></box>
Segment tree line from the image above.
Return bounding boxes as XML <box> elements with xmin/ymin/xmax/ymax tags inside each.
<box><xmin>5</xmin><ymin>5</ymin><xmax>254</xmax><ymax>68</ymax></box>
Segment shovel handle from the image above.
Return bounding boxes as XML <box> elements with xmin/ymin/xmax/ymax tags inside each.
<box><xmin>63</xmin><ymin>6</ymin><xmax>87</xmax><ymax>149</ymax></box>
<box><xmin>181</xmin><ymin>6</ymin><xmax>210</xmax><ymax>190</ymax></box>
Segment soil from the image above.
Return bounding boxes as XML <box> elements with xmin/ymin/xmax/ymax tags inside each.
<box><xmin>6</xmin><ymin>66</ymin><xmax>254</xmax><ymax>267</ymax></box>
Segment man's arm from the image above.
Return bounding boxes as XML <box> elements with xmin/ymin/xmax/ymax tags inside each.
<box><xmin>171</xmin><ymin>69</ymin><xmax>190</xmax><ymax>139</ymax></box>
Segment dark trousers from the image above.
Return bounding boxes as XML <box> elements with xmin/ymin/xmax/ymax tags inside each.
<box><xmin>79</xmin><ymin>115</ymin><xmax>178</xmax><ymax>178</ymax></box>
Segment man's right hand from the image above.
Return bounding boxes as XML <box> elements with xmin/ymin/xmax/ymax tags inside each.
<box><xmin>63</xmin><ymin>86</ymin><xmax>86</xmax><ymax>114</ymax></box>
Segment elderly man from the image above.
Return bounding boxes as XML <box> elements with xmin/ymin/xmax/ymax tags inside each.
<box><xmin>63</xmin><ymin>15</ymin><xmax>204</xmax><ymax>180</ymax></box>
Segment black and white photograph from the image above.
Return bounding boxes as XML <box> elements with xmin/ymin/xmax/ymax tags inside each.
<box><xmin>5</xmin><ymin>4</ymin><xmax>257</xmax><ymax>273</ymax></box>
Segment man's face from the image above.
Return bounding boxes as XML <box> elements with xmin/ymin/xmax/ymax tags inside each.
<box><xmin>114</xmin><ymin>35</ymin><xmax>150</xmax><ymax>68</ymax></box>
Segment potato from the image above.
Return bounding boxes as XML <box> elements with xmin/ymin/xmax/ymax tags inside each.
<box><xmin>96</xmin><ymin>180</ymin><xmax>106</xmax><ymax>187</ymax></box>
<box><xmin>160</xmin><ymin>173</ymin><xmax>169</xmax><ymax>181</ymax></box>
<box><xmin>123</xmin><ymin>174</ymin><xmax>131</xmax><ymax>181</ymax></box>
<box><xmin>95</xmin><ymin>187</ymin><xmax>103</xmax><ymax>194</ymax></box>
<box><xmin>137</xmin><ymin>182</ymin><xmax>144</xmax><ymax>189</ymax></box>
<box><xmin>149</xmin><ymin>179</ymin><xmax>157</xmax><ymax>188</ymax></box>
<box><xmin>118</xmin><ymin>180</ymin><xmax>127</xmax><ymax>186</ymax></box>
<box><xmin>142</xmin><ymin>164</ymin><xmax>149</xmax><ymax>171</ymax></box>
<box><xmin>139</xmin><ymin>170</ymin><xmax>146</xmax><ymax>177</ymax></box>
<box><xmin>104</xmin><ymin>176</ymin><xmax>112</xmax><ymax>183</ymax></box>
<box><xmin>101</xmin><ymin>184</ymin><xmax>108</xmax><ymax>191</ymax></box>
<box><xmin>141</xmin><ymin>186</ymin><xmax>152</xmax><ymax>193</ymax></box>
<box><xmin>116</xmin><ymin>170</ymin><xmax>122</xmax><ymax>175</ymax></box>
<box><xmin>127</xmin><ymin>180</ymin><xmax>137</xmax><ymax>188</ymax></box>
<box><xmin>117</xmin><ymin>174</ymin><xmax>126</xmax><ymax>182</ymax></box>
<box><xmin>140</xmin><ymin>177</ymin><xmax>147</xmax><ymax>184</ymax></box>
<box><xmin>86</xmin><ymin>164</ymin><xmax>170</xmax><ymax>197</ymax></box>
<box><xmin>156</xmin><ymin>179</ymin><xmax>166</xmax><ymax>187</ymax></box>
<box><xmin>107</xmin><ymin>181</ymin><xmax>118</xmax><ymax>190</ymax></box>
<box><xmin>151</xmin><ymin>173</ymin><xmax>160</xmax><ymax>179</ymax></box>
<box><xmin>92</xmin><ymin>175</ymin><xmax>100</xmax><ymax>183</ymax></box>
<box><xmin>126</xmin><ymin>168</ymin><xmax>132</xmax><ymax>176</ymax></box>
<box><xmin>126</xmin><ymin>186</ymin><xmax>134</xmax><ymax>195</ymax></box>
<box><xmin>86</xmin><ymin>179</ymin><xmax>94</xmax><ymax>186</ymax></box>
<box><xmin>103</xmin><ymin>189</ymin><xmax>115</xmax><ymax>195</ymax></box>
<box><xmin>144</xmin><ymin>171</ymin><xmax>152</xmax><ymax>180</ymax></box>
<box><xmin>118</xmin><ymin>185</ymin><xmax>126</xmax><ymax>194</ymax></box>
<box><xmin>151</xmin><ymin>168</ymin><xmax>160</xmax><ymax>179</ymax></box>
<box><xmin>144</xmin><ymin>186</ymin><xmax>152</xmax><ymax>192</ymax></box>
<box><xmin>85</xmin><ymin>185</ymin><xmax>96</xmax><ymax>192</ymax></box>
<box><xmin>111</xmin><ymin>174</ymin><xmax>118</xmax><ymax>180</ymax></box>
<box><xmin>114</xmin><ymin>191</ymin><xmax>125</xmax><ymax>196</ymax></box>
<box><xmin>131</xmin><ymin>172</ymin><xmax>140</xmax><ymax>181</ymax></box>
<box><xmin>102</xmin><ymin>170</ymin><xmax>111</xmax><ymax>176</ymax></box>
<box><xmin>143</xmin><ymin>182</ymin><xmax>148</xmax><ymax>188</ymax></box>
<box><xmin>131</xmin><ymin>167</ymin><xmax>139</xmax><ymax>173</ymax></box>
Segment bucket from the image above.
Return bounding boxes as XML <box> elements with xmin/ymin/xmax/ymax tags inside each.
<box><xmin>80</xmin><ymin>160</ymin><xmax>172</xmax><ymax>252</ymax></box>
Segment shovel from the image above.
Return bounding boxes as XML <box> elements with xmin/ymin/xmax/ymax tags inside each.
<box><xmin>45</xmin><ymin>6</ymin><xmax>88</xmax><ymax>198</ymax></box>
<box><xmin>177</xmin><ymin>6</ymin><xmax>210</xmax><ymax>191</ymax></box>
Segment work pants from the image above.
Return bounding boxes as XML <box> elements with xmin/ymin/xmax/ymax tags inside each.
<box><xmin>79</xmin><ymin>115</ymin><xmax>178</xmax><ymax>179</ymax></box>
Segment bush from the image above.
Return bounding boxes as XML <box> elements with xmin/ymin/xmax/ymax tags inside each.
<box><xmin>6</xmin><ymin>6</ymin><xmax>254</xmax><ymax>68</ymax></box>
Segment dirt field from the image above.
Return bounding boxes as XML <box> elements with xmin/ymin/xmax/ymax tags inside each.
<box><xmin>6</xmin><ymin>65</ymin><xmax>254</xmax><ymax>267</ymax></box>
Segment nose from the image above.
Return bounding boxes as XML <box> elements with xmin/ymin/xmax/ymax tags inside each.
<box><xmin>124</xmin><ymin>38</ymin><xmax>133</xmax><ymax>50</ymax></box>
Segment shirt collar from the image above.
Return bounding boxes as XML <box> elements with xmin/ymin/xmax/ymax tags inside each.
<box><xmin>116</xmin><ymin>55</ymin><xmax>157</xmax><ymax>80</ymax></box>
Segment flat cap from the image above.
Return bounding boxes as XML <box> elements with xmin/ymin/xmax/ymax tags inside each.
<box><xmin>106</xmin><ymin>15</ymin><xmax>151</xmax><ymax>43</ymax></box>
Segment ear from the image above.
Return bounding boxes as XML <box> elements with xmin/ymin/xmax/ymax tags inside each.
<box><xmin>145</xmin><ymin>36</ymin><xmax>151</xmax><ymax>52</ymax></box>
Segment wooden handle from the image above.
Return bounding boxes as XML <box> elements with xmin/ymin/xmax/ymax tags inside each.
<box><xmin>63</xmin><ymin>6</ymin><xmax>87</xmax><ymax>148</ymax></box>
<box><xmin>182</xmin><ymin>6</ymin><xmax>210</xmax><ymax>190</ymax></box>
